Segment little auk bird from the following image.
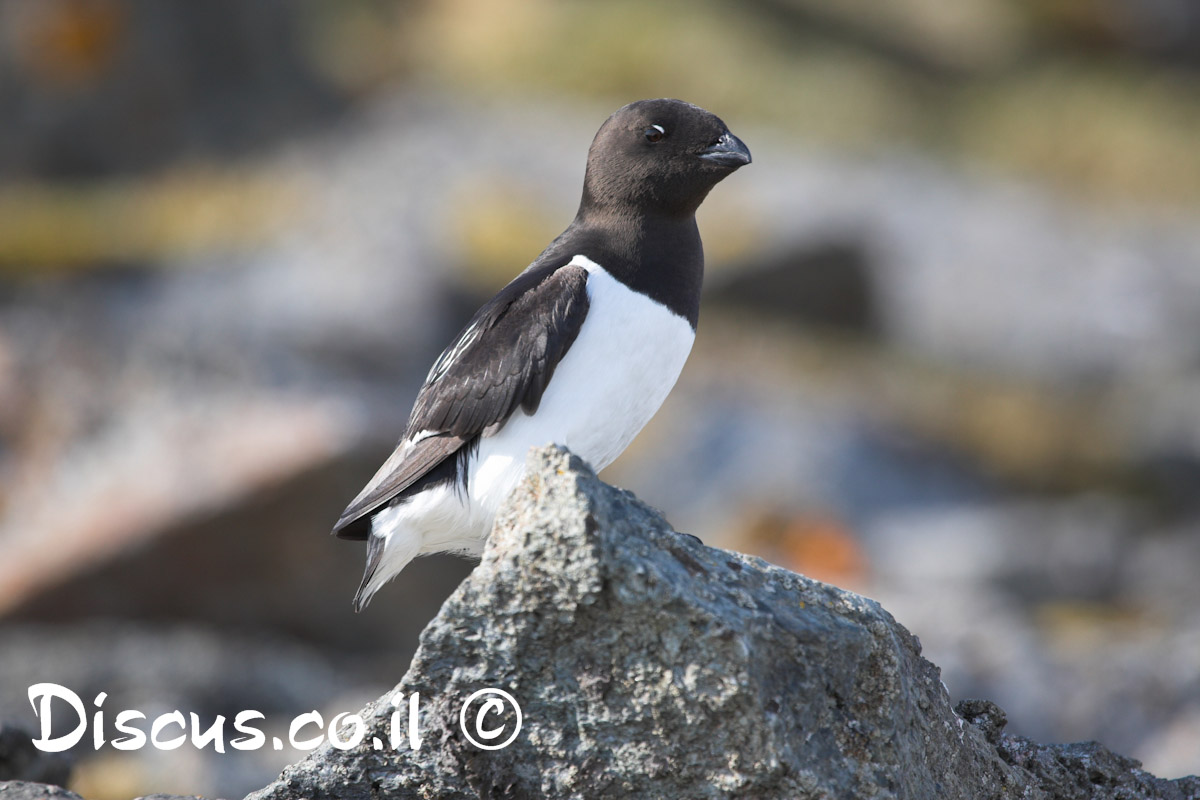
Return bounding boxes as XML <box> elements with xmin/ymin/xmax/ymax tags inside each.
<box><xmin>334</xmin><ymin>99</ymin><xmax>751</xmax><ymax>610</ymax></box>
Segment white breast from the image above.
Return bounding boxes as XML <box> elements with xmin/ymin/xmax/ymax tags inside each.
<box><xmin>466</xmin><ymin>255</ymin><xmax>696</xmax><ymax>522</ymax></box>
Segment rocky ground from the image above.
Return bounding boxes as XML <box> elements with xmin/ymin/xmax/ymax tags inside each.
<box><xmin>244</xmin><ymin>448</ymin><xmax>1200</xmax><ymax>799</ymax></box>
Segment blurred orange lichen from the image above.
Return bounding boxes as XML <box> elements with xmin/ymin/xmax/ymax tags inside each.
<box><xmin>732</xmin><ymin>508</ymin><xmax>868</xmax><ymax>590</ymax></box>
<box><xmin>9</xmin><ymin>0</ymin><xmax>127</xmax><ymax>87</ymax></box>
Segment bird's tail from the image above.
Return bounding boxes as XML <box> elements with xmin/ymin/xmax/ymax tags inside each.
<box><xmin>353</xmin><ymin>535</ymin><xmax>386</xmax><ymax>612</ymax></box>
<box><xmin>353</xmin><ymin>515</ymin><xmax>420</xmax><ymax>612</ymax></box>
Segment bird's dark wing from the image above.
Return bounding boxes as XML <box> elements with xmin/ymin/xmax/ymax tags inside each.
<box><xmin>332</xmin><ymin>433</ymin><xmax>464</xmax><ymax>538</ymax></box>
<box><xmin>408</xmin><ymin>262</ymin><xmax>591</xmax><ymax>437</ymax></box>
<box><xmin>332</xmin><ymin>261</ymin><xmax>590</xmax><ymax>538</ymax></box>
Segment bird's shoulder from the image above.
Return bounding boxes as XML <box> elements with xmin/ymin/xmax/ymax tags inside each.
<box><xmin>406</xmin><ymin>255</ymin><xmax>592</xmax><ymax>440</ymax></box>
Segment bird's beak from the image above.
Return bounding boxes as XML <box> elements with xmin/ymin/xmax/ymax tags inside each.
<box><xmin>699</xmin><ymin>131</ymin><xmax>751</xmax><ymax>168</ymax></box>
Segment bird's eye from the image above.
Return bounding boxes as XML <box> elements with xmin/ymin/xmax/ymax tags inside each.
<box><xmin>644</xmin><ymin>124</ymin><xmax>666</xmax><ymax>143</ymax></box>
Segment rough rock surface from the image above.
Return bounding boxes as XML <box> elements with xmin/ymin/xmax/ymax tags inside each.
<box><xmin>246</xmin><ymin>446</ymin><xmax>1200</xmax><ymax>800</ymax></box>
<box><xmin>0</xmin><ymin>782</ymin><xmax>206</xmax><ymax>800</ymax></box>
<box><xmin>0</xmin><ymin>783</ymin><xmax>84</xmax><ymax>800</ymax></box>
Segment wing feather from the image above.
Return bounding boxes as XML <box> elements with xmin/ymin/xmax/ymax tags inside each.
<box><xmin>332</xmin><ymin>434</ymin><xmax>464</xmax><ymax>537</ymax></box>
<box><xmin>332</xmin><ymin>261</ymin><xmax>590</xmax><ymax>537</ymax></box>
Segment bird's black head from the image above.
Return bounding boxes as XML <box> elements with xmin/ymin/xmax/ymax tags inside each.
<box><xmin>581</xmin><ymin>98</ymin><xmax>751</xmax><ymax>218</ymax></box>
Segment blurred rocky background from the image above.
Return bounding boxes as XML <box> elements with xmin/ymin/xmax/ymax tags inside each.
<box><xmin>0</xmin><ymin>0</ymin><xmax>1197</xmax><ymax>797</ymax></box>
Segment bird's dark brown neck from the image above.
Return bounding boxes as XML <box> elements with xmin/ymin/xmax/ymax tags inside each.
<box><xmin>559</xmin><ymin>207</ymin><xmax>704</xmax><ymax>328</ymax></box>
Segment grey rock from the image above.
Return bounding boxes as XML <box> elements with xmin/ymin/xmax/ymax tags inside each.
<box><xmin>0</xmin><ymin>782</ymin><xmax>83</xmax><ymax>800</ymax></box>
<box><xmin>246</xmin><ymin>445</ymin><xmax>1200</xmax><ymax>800</ymax></box>
<box><xmin>955</xmin><ymin>699</ymin><xmax>1009</xmax><ymax>746</ymax></box>
<box><xmin>956</xmin><ymin>700</ymin><xmax>1200</xmax><ymax>800</ymax></box>
<box><xmin>0</xmin><ymin>782</ymin><xmax>212</xmax><ymax>800</ymax></box>
<box><xmin>998</xmin><ymin>737</ymin><xmax>1199</xmax><ymax>800</ymax></box>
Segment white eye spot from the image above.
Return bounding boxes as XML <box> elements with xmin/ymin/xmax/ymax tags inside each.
<box><xmin>651</xmin><ymin>124</ymin><xmax>665</xmax><ymax>134</ymax></box>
